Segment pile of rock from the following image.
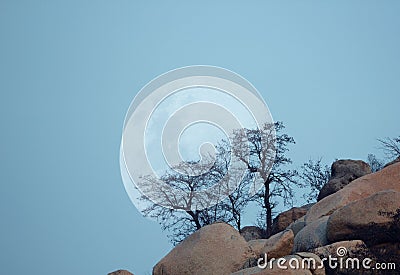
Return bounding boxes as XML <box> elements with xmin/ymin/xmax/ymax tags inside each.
<box><xmin>107</xmin><ymin>270</ymin><xmax>134</xmax><ymax>275</ymax></box>
<box><xmin>111</xmin><ymin>160</ymin><xmax>400</xmax><ymax>275</ymax></box>
<box><xmin>271</xmin><ymin>203</ymin><xmax>314</xmax><ymax>235</ymax></box>
<box><xmin>317</xmin><ymin>159</ymin><xmax>371</xmax><ymax>201</ymax></box>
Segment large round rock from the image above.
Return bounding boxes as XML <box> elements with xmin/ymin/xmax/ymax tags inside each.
<box><xmin>271</xmin><ymin>204</ymin><xmax>313</xmax><ymax>235</ymax></box>
<box><xmin>153</xmin><ymin>222</ymin><xmax>255</xmax><ymax>275</ymax></box>
<box><xmin>317</xmin><ymin>159</ymin><xmax>371</xmax><ymax>201</ymax></box>
<box><xmin>241</xmin><ymin>226</ymin><xmax>265</xmax><ymax>241</ymax></box>
<box><xmin>292</xmin><ymin>216</ymin><xmax>329</xmax><ymax>253</ymax></box>
<box><xmin>248</xmin><ymin>229</ymin><xmax>294</xmax><ymax>259</ymax></box>
<box><xmin>305</xmin><ymin>162</ymin><xmax>400</xmax><ymax>223</ymax></box>
<box><xmin>326</xmin><ymin>190</ymin><xmax>400</xmax><ymax>245</ymax></box>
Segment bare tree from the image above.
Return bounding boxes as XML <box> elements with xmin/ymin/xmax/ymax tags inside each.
<box><xmin>139</xmin><ymin>141</ymin><xmax>255</xmax><ymax>244</ymax></box>
<box><xmin>231</xmin><ymin>121</ymin><xmax>299</xmax><ymax>237</ymax></box>
<box><xmin>378</xmin><ymin>136</ymin><xmax>400</xmax><ymax>160</ymax></box>
<box><xmin>300</xmin><ymin>158</ymin><xmax>331</xmax><ymax>203</ymax></box>
<box><xmin>139</xmin><ymin>121</ymin><xmax>300</xmax><ymax>242</ymax></box>
<box><xmin>201</xmin><ymin>140</ymin><xmax>257</xmax><ymax>232</ymax></box>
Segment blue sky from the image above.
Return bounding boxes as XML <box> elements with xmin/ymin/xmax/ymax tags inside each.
<box><xmin>1</xmin><ymin>1</ymin><xmax>399</xmax><ymax>274</ymax></box>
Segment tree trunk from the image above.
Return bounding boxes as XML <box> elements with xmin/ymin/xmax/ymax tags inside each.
<box><xmin>187</xmin><ymin>210</ymin><xmax>202</xmax><ymax>230</ymax></box>
<box><xmin>264</xmin><ymin>180</ymin><xmax>272</xmax><ymax>238</ymax></box>
<box><xmin>237</xmin><ymin>213</ymin><xmax>241</xmax><ymax>233</ymax></box>
<box><xmin>266</xmin><ymin>200</ymin><xmax>272</xmax><ymax>238</ymax></box>
<box><xmin>228</xmin><ymin>195</ymin><xmax>241</xmax><ymax>232</ymax></box>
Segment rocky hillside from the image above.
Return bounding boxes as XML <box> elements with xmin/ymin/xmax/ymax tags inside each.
<box><xmin>110</xmin><ymin>159</ymin><xmax>400</xmax><ymax>275</ymax></box>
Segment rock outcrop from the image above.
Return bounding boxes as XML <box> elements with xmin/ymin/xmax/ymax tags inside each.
<box><xmin>312</xmin><ymin>240</ymin><xmax>370</xmax><ymax>275</ymax></box>
<box><xmin>241</xmin><ymin>226</ymin><xmax>265</xmax><ymax>241</ymax></box>
<box><xmin>384</xmin><ymin>156</ymin><xmax>400</xmax><ymax>168</ymax></box>
<box><xmin>326</xmin><ymin>190</ymin><xmax>400</xmax><ymax>245</ymax></box>
<box><xmin>153</xmin><ymin>222</ymin><xmax>255</xmax><ymax>275</ymax></box>
<box><xmin>305</xmin><ymin>162</ymin><xmax>400</xmax><ymax>223</ymax></box>
<box><xmin>107</xmin><ymin>270</ymin><xmax>134</xmax><ymax>275</ymax></box>
<box><xmin>145</xmin><ymin>161</ymin><xmax>400</xmax><ymax>275</ymax></box>
<box><xmin>271</xmin><ymin>204</ymin><xmax>313</xmax><ymax>235</ymax></box>
<box><xmin>312</xmin><ymin>240</ymin><xmax>367</xmax><ymax>258</ymax></box>
<box><xmin>293</xmin><ymin>216</ymin><xmax>329</xmax><ymax>253</ymax></box>
<box><xmin>287</xmin><ymin>216</ymin><xmax>307</xmax><ymax>236</ymax></box>
<box><xmin>294</xmin><ymin>252</ymin><xmax>326</xmax><ymax>275</ymax></box>
<box><xmin>248</xmin><ymin>229</ymin><xmax>294</xmax><ymax>259</ymax></box>
<box><xmin>317</xmin><ymin>160</ymin><xmax>371</xmax><ymax>201</ymax></box>
<box><xmin>231</xmin><ymin>253</ymin><xmax>325</xmax><ymax>275</ymax></box>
